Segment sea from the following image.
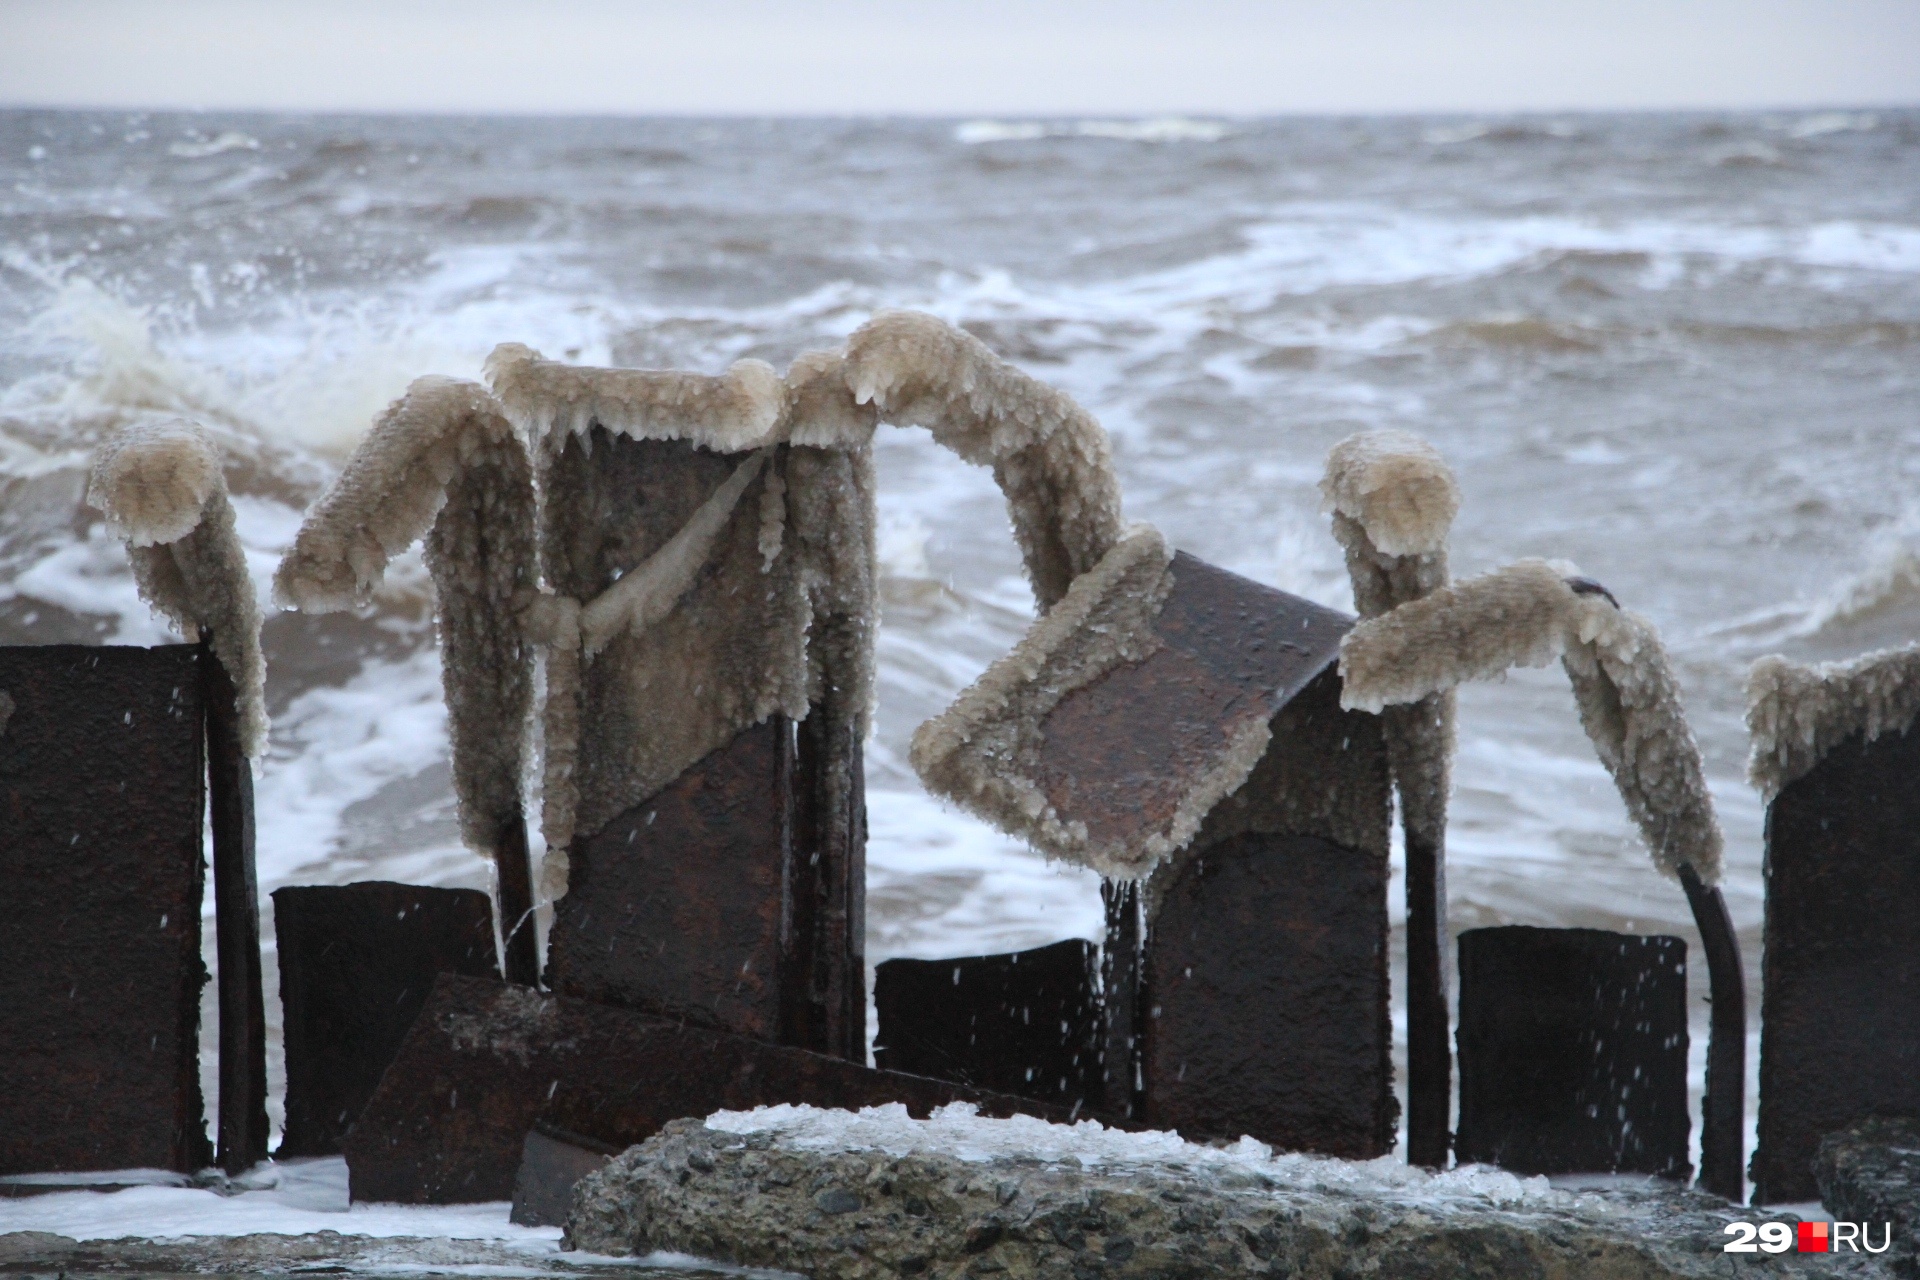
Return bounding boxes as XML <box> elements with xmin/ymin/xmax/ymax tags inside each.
<box><xmin>3</xmin><ymin>107</ymin><xmax>1917</xmax><ymax>1190</ymax></box>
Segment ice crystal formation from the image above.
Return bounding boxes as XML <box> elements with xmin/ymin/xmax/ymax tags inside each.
<box><xmin>1340</xmin><ymin>559</ymin><xmax>1724</xmax><ymax>884</ymax></box>
<box><xmin>275</xmin><ymin>376</ymin><xmax>537</xmax><ymax>865</ymax></box>
<box><xmin>1746</xmin><ymin>644</ymin><xmax>1920</xmax><ymax>800</ymax></box>
<box><xmin>843</xmin><ymin>310</ymin><xmax>1124</xmax><ymax>610</ymax></box>
<box><xmin>1322</xmin><ymin>430</ymin><xmax>1459</xmax><ymax>863</ymax></box>
<box><xmin>276</xmin><ymin>312</ymin><xmax>1151</xmax><ymax>892</ymax></box>
<box><xmin>89</xmin><ymin>417</ymin><xmax>267</xmax><ymax>756</ymax></box>
<box><xmin>910</xmin><ymin>525</ymin><xmax>1180</xmax><ymax>878</ymax></box>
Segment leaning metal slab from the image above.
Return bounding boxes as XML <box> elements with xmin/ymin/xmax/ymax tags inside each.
<box><xmin>273</xmin><ymin>882</ymin><xmax>501</xmax><ymax>1156</ymax></box>
<box><xmin>545</xmin><ymin>719</ymin><xmax>792</xmax><ymax>1043</ymax></box>
<box><xmin>1035</xmin><ymin>553</ymin><xmax>1351</xmax><ymax>853</ymax></box>
<box><xmin>343</xmin><ymin>974</ymin><xmax>1076</xmax><ymax>1204</ymax></box>
<box><xmin>1754</xmin><ymin>723</ymin><xmax>1920</xmax><ymax>1205</ymax></box>
<box><xmin>0</xmin><ymin>644</ymin><xmax>210</xmax><ymax>1175</ymax></box>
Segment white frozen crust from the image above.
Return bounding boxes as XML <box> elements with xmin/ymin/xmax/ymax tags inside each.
<box><xmin>274</xmin><ymin>376</ymin><xmax>524</xmax><ymax>612</ymax></box>
<box><xmin>275</xmin><ymin>376</ymin><xmax>537</xmax><ymax>859</ymax></box>
<box><xmin>704</xmin><ymin>1102</ymin><xmax>1555</xmax><ymax>1208</ymax></box>
<box><xmin>87</xmin><ymin>416</ymin><xmax>224</xmax><ymax>548</ymax></box>
<box><xmin>844</xmin><ymin>310</ymin><xmax>1124</xmax><ymax>609</ymax></box>
<box><xmin>484</xmin><ymin>342</ymin><xmax>817</xmax><ymax>453</ymax></box>
<box><xmin>1746</xmin><ymin>644</ymin><xmax>1920</xmax><ymax>800</ymax></box>
<box><xmin>1340</xmin><ymin>559</ymin><xmax>1723</xmax><ymax>884</ymax></box>
<box><xmin>1323</xmin><ymin>431</ymin><xmax>1460</xmax><ymax>852</ymax></box>
<box><xmin>911</xmin><ymin>525</ymin><xmax>1246</xmax><ymax>880</ymax></box>
<box><xmin>1320</xmin><ymin>429</ymin><xmax>1461</xmax><ymax>558</ymax></box>
<box><xmin>87</xmin><ymin>417</ymin><xmax>268</xmax><ymax>758</ymax></box>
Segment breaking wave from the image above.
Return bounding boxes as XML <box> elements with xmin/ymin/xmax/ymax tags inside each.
<box><xmin>954</xmin><ymin>117</ymin><xmax>1229</xmax><ymax>145</ymax></box>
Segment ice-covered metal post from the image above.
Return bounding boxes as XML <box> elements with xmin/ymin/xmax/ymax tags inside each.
<box><xmin>277</xmin><ymin>379</ymin><xmax>542</xmax><ymax>986</ymax></box>
<box><xmin>1322</xmin><ymin>430</ymin><xmax>1460</xmax><ymax>1169</ymax></box>
<box><xmin>1746</xmin><ymin>646</ymin><xmax>1920</xmax><ymax>1205</ymax></box>
<box><xmin>1342</xmin><ymin>559</ymin><xmax>1744</xmax><ymax>1196</ymax></box>
<box><xmin>484</xmin><ymin>344</ymin><xmax>879</xmax><ymax>1058</ymax></box>
<box><xmin>89</xmin><ymin>419</ymin><xmax>271</xmax><ymax>1175</ymax></box>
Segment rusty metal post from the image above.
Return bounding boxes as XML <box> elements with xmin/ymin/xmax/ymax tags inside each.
<box><xmin>874</xmin><ymin>940</ymin><xmax>1102</xmax><ymax>1110</ymax></box>
<box><xmin>202</xmin><ymin>642</ymin><xmax>270</xmax><ymax>1174</ymax></box>
<box><xmin>1680</xmin><ymin>863</ymin><xmax>1745</xmax><ymax>1202</ymax></box>
<box><xmin>1455</xmin><ymin>926</ymin><xmax>1690</xmax><ymax>1178</ymax></box>
<box><xmin>786</xmin><ymin>628</ymin><xmax>869</xmax><ymax>1062</ymax></box>
<box><xmin>273</xmin><ymin>882</ymin><xmax>501</xmax><ymax>1156</ymax></box>
<box><xmin>1100</xmin><ymin>878</ymin><xmax>1143</xmax><ymax>1119</ymax></box>
<box><xmin>344</xmin><ymin>974</ymin><xmax>1080</xmax><ymax>1204</ymax></box>
<box><xmin>1010</xmin><ymin>557</ymin><xmax>1393</xmax><ymax>1156</ymax></box>
<box><xmin>1143</xmin><ymin>818</ymin><xmax>1394</xmax><ymax>1157</ymax></box>
<box><xmin>1753</xmin><ymin>723</ymin><xmax>1920</xmax><ymax>1205</ymax></box>
<box><xmin>1404</xmin><ymin>824</ymin><xmax>1450</xmax><ymax>1170</ymax></box>
<box><xmin>0</xmin><ymin>644</ymin><xmax>211</xmax><ymax>1175</ymax></box>
<box><xmin>494</xmin><ymin>806</ymin><xmax>540</xmax><ymax>987</ymax></box>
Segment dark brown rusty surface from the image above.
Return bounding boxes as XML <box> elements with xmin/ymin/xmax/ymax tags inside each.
<box><xmin>785</xmin><ymin>676</ymin><xmax>868</xmax><ymax>1062</ymax></box>
<box><xmin>1404</xmin><ymin>826</ymin><xmax>1450</xmax><ymax>1171</ymax></box>
<box><xmin>1680</xmin><ymin>864</ymin><xmax>1745</xmax><ymax>1203</ymax></box>
<box><xmin>493</xmin><ymin>806</ymin><xmax>540</xmax><ymax>986</ymax></box>
<box><xmin>1100</xmin><ymin>878</ymin><xmax>1143</xmax><ymax>1120</ymax></box>
<box><xmin>509</xmin><ymin>1123</ymin><xmax>619</xmax><ymax>1227</ymax></box>
<box><xmin>344</xmin><ymin>974</ymin><xmax>1076</xmax><ymax>1204</ymax></box>
<box><xmin>203</xmin><ymin>643</ymin><xmax>270</xmax><ymax>1175</ymax></box>
<box><xmin>545</xmin><ymin>718</ymin><xmax>791</xmax><ymax>1041</ymax></box>
<box><xmin>1456</xmin><ymin>926</ymin><xmax>1690</xmax><ymax>1178</ymax></box>
<box><xmin>873</xmin><ymin>939</ymin><xmax>1102</xmax><ymax>1110</ymax></box>
<box><xmin>1754</xmin><ymin>724</ymin><xmax>1920</xmax><ymax>1205</ymax></box>
<box><xmin>0</xmin><ymin>644</ymin><xmax>210</xmax><ymax>1175</ymax></box>
<box><xmin>1143</xmin><ymin>831</ymin><xmax>1393</xmax><ymax>1158</ymax></box>
<box><xmin>273</xmin><ymin>882</ymin><xmax>500</xmax><ymax>1157</ymax></box>
<box><xmin>1035</xmin><ymin>554</ymin><xmax>1350</xmax><ymax>848</ymax></box>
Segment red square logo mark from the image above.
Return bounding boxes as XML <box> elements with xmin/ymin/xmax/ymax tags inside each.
<box><xmin>1798</xmin><ymin>1221</ymin><xmax>1829</xmax><ymax>1253</ymax></box>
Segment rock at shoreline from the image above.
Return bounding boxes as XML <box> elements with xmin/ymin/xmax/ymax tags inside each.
<box><xmin>568</xmin><ymin>1104</ymin><xmax>1884</xmax><ymax>1278</ymax></box>
<box><xmin>1819</xmin><ymin>1115</ymin><xmax>1920</xmax><ymax>1277</ymax></box>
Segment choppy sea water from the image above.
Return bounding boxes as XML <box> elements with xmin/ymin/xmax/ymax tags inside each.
<box><xmin>3</xmin><ymin>108</ymin><xmax>1917</xmax><ymax>1178</ymax></box>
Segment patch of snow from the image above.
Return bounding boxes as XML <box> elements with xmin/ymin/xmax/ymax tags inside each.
<box><xmin>704</xmin><ymin>1102</ymin><xmax>1557</xmax><ymax>1208</ymax></box>
<box><xmin>0</xmin><ymin>1158</ymin><xmax>553</xmax><ymax>1242</ymax></box>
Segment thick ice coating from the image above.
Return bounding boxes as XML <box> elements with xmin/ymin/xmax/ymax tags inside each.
<box><xmin>484</xmin><ymin>342</ymin><xmax>795</xmax><ymax>454</ymax></box>
<box><xmin>88</xmin><ymin>417</ymin><xmax>267</xmax><ymax>757</ymax></box>
<box><xmin>275</xmin><ymin>377</ymin><xmax>537</xmax><ymax>862</ymax></box>
<box><xmin>1321</xmin><ymin>429</ymin><xmax>1461</xmax><ymax>559</ymax></box>
<box><xmin>911</xmin><ymin>525</ymin><xmax>1181</xmax><ymax>878</ymax></box>
<box><xmin>1340</xmin><ymin>560</ymin><xmax>1723</xmax><ymax>884</ymax></box>
<box><xmin>1746</xmin><ymin>644</ymin><xmax>1920</xmax><ymax>800</ymax></box>
<box><xmin>530</xmin><ymin>355</ymin><xmax>877</xmax><ymax>895</ymax></box>
<box><xmin>1323</xmin><ymin>431</ymin><xmax>1459</xmax><ymax>857</ymax></box>
<box><xmin>844</xmin><ymin>310</ymin><xmax>1123</xmax><ymax>610</ymax></box>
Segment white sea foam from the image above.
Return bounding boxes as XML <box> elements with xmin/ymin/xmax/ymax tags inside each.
<box><xmin>954</xmin><ymin>117</ymin><xmax>1228</xmax><ymax>145</ymax></box>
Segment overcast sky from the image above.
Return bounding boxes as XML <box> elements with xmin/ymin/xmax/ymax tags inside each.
<box><xmin>2</xmin><ymin>0</ymin><xmax>1916</xmax><ymax>117</ymax></box>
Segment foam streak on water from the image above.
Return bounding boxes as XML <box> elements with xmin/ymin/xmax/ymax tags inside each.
<box><xmin>3</xmin><ymin>109</ymin><xmax>1918</xmax><ymax>1174</ymax></box>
